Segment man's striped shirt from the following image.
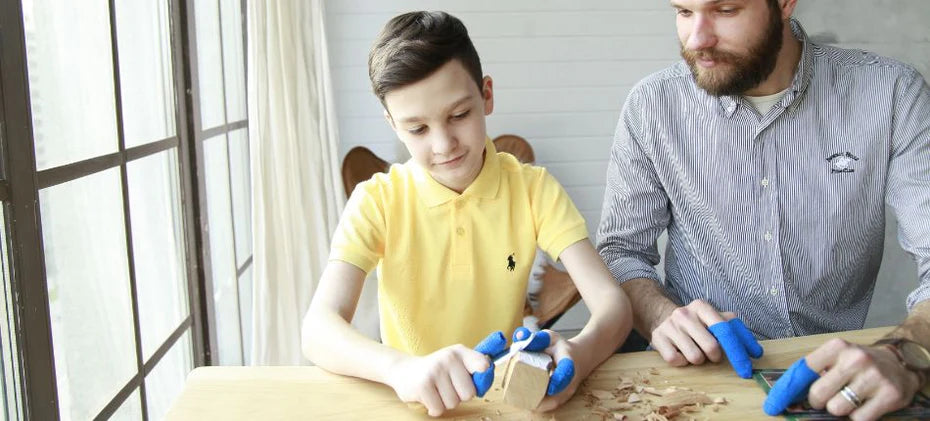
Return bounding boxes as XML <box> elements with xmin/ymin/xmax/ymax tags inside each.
<box><xmin>596</xmin><ymin>20</ymin><xmax>930</xmax><ymax>339</ymax></box>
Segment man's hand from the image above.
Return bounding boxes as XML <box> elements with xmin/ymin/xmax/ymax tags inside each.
<box><xmin>386</xmin><ymin>345</ymin><xmax>491</xmax><ymax>417</ymax></box>
<box><xmin>650</xmin><ymin>299</ymin><xmax>762</xmax><ymax>378</ymax></box>
<box><xmin>765</xmin><ymin>338</ymin><xmax>923</xmax><ymax>420</ymax></box>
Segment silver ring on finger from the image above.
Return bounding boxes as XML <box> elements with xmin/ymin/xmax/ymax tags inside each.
<box><xmin>839</xmin><ymin>385</ymin><xmax>863</xmax><ymax>408</ymax></box>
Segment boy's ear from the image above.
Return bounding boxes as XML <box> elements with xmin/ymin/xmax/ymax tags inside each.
<box><xmin>482</xmin><ymin>76</ymin><xmax>494</xmax><ymax>115</ymax></box>
<box><xmin>383</xmin><ymin>109</ymin><xmax>396</xmax><ymax>130</ymax></box>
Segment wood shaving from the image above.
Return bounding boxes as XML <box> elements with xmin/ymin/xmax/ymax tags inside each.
<box><xmin>592</xmin><ymin>408</ymin><xmax>611</xmax><ymax>417</ymax></box>
<box><xmin>657</xmin><ymin>405</ymin><xmax>681</xmax><ymax>418</ymax></box>
<box><xmin>654</xmin><ymin>390</ymin><xmax>713</xmax><ymax>409</ymax></box>
<box><xmin>616</xmin><ymin>381</ymin><xmax>635</xmax><ymax>392</ymax></box>
<box><xmin>579</xmin><ymin>368</ymin><xmax>730</xmax><ymax>420</ymax></box>
<box><xmin>590</xmin><ymin>389</ymin><xmax>616</xmax><ymax>400</ymax></box>
<box><xmin>642</xmin><ymin>387</ymin><xmax>674</xmax><ymax>396</ymax></box>
<box><xmin>681</xmin><ymin>403</ymin><xmax>703</xmax><ymax>413</ymax></box>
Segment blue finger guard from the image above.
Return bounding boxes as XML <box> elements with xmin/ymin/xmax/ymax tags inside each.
<box><xmin>524</xmin><ymin>331</ymin><xmax>551</xmax><ymax>352</ymax></box>
<box><xmin>729</xmin><ymin>318</ymin><xmax>764</xmax><ymax>358</ymax></box>
<box><xmin>708</xmin><ymin>320</ymin><xmax>753</xmax><ymax>378</ymax></box>
<box><xmin>475</xmin><ymin>331</ymin><xmax>507</xmax><ymax>355</ymax></box>
<box><xmin>763</xmin><ymin>358</ymin><xmax>820</xmax><ymax>416</ymax></box>
<box><xmin>473</xmin><ymin>331</ymin><xmax>507</xmax><ymax>397</ymax></box>
<box><xmin>547</xmin><ymin>358</ymin><xmax>574</xmax><ymax>396</ymax></box>
<box><xmin>473</xmin><ymin>369</ymin><xmax>494</xmax><ymax>398</ymax></box>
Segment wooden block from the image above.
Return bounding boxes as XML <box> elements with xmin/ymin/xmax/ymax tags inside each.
<box><xmin>501</xmin><ymin>351</ymin><xmax>552</xmax><ymax>410</ymax></box>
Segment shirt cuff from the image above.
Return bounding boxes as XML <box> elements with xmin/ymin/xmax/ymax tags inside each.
<box><xmin>541</xmin><ymin>223</ymin><xmax>590</xmax><ymax>261</ymax></box>
<box><xmin>329</xmin><ymin>250</ymin><xmax>378</xmax><ymax>274</ymax></box>
<box><xmin>605</xmin><ymin>255</ymin><xmax>661</xmax><ymax>285</ymax></box>
<box><xmin>906</xmin><ymin>282</ymin><xmax>930</xmax><ymax>311</ymax></box>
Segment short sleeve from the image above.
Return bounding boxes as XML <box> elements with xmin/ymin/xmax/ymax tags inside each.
<box><xmin>328</xmin><ymin>179</ymin><xmax>386</xmax><ymax>273</ymax></box>
<box><xmin>531</xmin><ymin>168</ymin><xmax>589</xmax><ymax>261</ymax></box>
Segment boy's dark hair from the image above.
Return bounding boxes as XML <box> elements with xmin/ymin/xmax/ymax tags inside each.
<box><xmin>368</xmin><ymin>11</ymin><xmax>483</xmax><ymax>105</ymax></box>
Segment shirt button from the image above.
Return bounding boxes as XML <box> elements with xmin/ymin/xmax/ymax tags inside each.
<box><xmin>456</xmin><ymin>227</ymin><xmax>465</xmax><ymax>236</ymax></box>
<box><xmin>770</xmin><ymin>287</ymin><xmax>778</xmax><ymax>296</ymax></box>
<box><xmin>455</xmin><ymin>200</ymin><xmax>464</xmax><ymax>209</ymax></box>
<box><xmin>764</xmin><ymin>232</ymin><xmax>772</xmax><ymax>242</ymax></box>
<box><xmin>761</xmin><ymin>178</ymin><xmax>769</xmax><ymax>187</ymax></box>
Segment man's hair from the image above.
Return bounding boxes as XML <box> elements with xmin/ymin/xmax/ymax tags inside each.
<box><xmin>368</xmin><ymin>11</ymin><xmax>483</xmax><ymax>105</ymax></box>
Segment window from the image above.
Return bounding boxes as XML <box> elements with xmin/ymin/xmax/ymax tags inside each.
<box><xmin>192</xmin><ymin>0</ymin><xmax>253</xmax><ymax>367</ymax></box>
<box><xmin>0</xmin><ymin>0</ymin><xmax>252</xmax><ymax>419</ymax></box>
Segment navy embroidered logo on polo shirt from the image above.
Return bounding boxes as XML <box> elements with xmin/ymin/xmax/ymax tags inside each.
<box><xmin>826</xmin><ymin>152</ymin><xmax>859</xmax><ymax>173</ymax></box>
<box><xmin>507</xmin><ymin>253</ymin><xmax>516</xmax><ymax>272</ymax></box>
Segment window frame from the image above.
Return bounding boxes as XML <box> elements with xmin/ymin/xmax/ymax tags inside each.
<box><xmin>0</xmin><ymin>0</ymin><xmax>251</xmax><ymax>418</ymax></box>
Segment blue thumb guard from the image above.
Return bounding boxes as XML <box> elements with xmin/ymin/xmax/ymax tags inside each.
<box><xmin>729</xmin><ymin>318</ymin><xmax>764</xmax><ymax>359</ymax></box>
<box><xmin>763</xmin><ymin>358</ymin><xmax>820</xmax><ymax>416</ymax></box>
<box><xmin>708</xmin><ymin>321</ymin><xmax>753</xmax><ymax>378</ymax></box>
<box><xmin>547</xmin><ymin>358</ymin><xmax>575</xmax><ymax>396</ymax></box>
<box><xmin>472</xmin><ymin>331</ymin><xmax>507</xmax><ymax>397</ymax></box>
<box><xmin>512</xmin><ymin>326</ymin><xmax>532</xmax><ymax>343</ymax></box>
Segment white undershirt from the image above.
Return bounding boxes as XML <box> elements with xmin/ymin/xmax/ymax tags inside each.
<box><xmin>744</xmin><ymin>87</ymin><xmax>791</xmax><ymax>115</ymax></box>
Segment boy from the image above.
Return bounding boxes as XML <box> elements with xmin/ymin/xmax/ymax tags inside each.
<box><xmin>302</xmin><ymin>11</ymin><xmax>632</xmax><ymax>417</ymax></box>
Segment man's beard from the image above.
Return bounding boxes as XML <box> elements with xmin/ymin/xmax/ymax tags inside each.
<box><xmin>681</xmin><ymin>11</ymin><xmax>784</xmax><ymax>96</ymax></box>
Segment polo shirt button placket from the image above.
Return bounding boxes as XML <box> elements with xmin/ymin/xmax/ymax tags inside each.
<box><xmin>456</xmin><ymin>227</ymin><xmax>465</xmax><ymax>236</ymax></box>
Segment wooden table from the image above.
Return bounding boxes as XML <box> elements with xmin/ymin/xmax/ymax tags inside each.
<box><xmin>165</xmin><ymin>327</ymin><xmax>924</xmax><ymax>420</ymax></box>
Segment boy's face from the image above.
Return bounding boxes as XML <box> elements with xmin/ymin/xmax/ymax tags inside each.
<box><xmin>384</xmin><ymin>59</ymin><xmax>494</xmax><ymax>194</ymax></box>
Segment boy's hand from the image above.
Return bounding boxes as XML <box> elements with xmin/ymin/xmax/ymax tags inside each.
<box><xmin>510</xmin><ymin>328</ymin><xmax>577</xmax><ymax>412</ymax></box>
<box><xmin>387</xmin><ymin>345</ymin><xmax>491</xmax><ymax>417</ymax></box>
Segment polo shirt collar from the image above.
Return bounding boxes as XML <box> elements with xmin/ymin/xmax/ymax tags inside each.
<box><xmin>413</xmin><ymin>137</ymin><xmax>501</xmax><ymax>208</ymax></box>
<box><xmin>717</xmin><ymin>18</ymin><xmax>815</xmax><ymax>118</ymax></box>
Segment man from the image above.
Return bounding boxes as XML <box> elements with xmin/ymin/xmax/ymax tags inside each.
<box><xmin>597</xmin><ymin>0</ymin><xmax>930</xmax><ymax>419</ymax></box>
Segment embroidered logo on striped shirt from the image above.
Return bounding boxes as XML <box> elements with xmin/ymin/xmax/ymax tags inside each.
<box><xmin>826</xmin><ymin>152</ymin><xmax>859</xmax><ymax>173</ymax></box>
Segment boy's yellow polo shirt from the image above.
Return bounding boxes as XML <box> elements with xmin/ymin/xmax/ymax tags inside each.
<box><xmin>329</xmin><ymin>139</ymin><xmax>588</xmax><ymax>355</ymax></box>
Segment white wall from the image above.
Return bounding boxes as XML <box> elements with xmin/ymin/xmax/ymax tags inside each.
<box><xmin>325</xmin><ymin>0</ymin><xmax>930</xmax><ymax>331</ymax></box>
<box><xmin>326</xmin><ymin>1</ymin><xmax>680</xmax><ymax>239</ymax></box>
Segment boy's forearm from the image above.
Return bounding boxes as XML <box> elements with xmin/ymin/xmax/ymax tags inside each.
<box><xmin>302</xmin><ymin>309</ymin><xmax>407</xmax><ymax>385</ymax></box>
<box><xmin>568</xmin><ymin>288</ymin><xmax>633</xmax><ymax>378</ymax></box>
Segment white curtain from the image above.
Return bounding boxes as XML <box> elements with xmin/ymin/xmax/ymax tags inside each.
<box><xmin>247</xmin><ymin>0</ymin><xmax>344</xmax><ymax>365</ymax></box>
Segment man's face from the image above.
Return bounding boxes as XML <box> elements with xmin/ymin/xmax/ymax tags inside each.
<box><xmin>384</xmin><ymin>59</ymin><xmax>493</xmax><ymax>193</ymax></box>
<box><xmin>674</xmin><ymin>0</ymin><xmax>784</xmax><ymax>96</ymax></box>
